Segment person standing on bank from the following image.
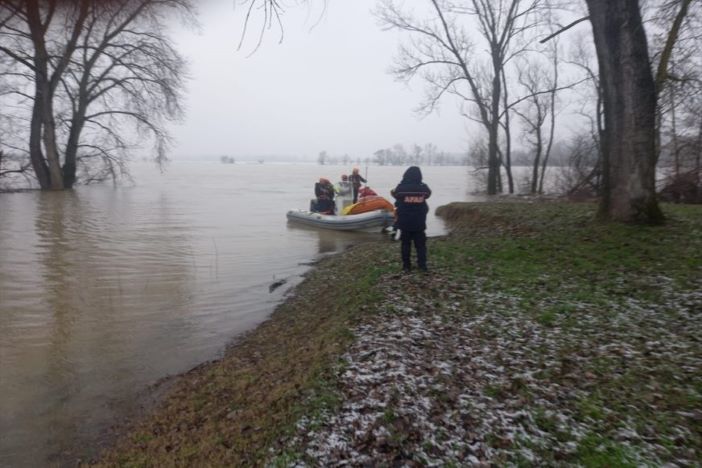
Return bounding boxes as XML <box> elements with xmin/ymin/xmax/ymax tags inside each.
<box><xmin>349</xmin><ymin>167</ymin><xmax>367</xmax><ymax>203</ymax></box>
<box><xmin>391</xmin><ymin>166</ymin><xmax>432</xmax><ymax>272</ymax></box>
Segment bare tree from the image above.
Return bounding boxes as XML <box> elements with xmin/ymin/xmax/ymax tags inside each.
<box><xmin>0</xmin><ymin>0</ymin><xmax>191</xmax><ymax>190</ymax></box>
<box><xmin>424</xmin><ymin>142</ymin><xmax>438</xmax><ymax>166</ymax></box>
<box><xmin>513</xmin><ymin>61</ymin><xmax>548</xmax><ymax>194</ymax></box>
<box><xmin>411</xmin><ymin>144</ymin><xmax>424</xmax><ymax>165</ymax></box>
<box><xmin>538</xmin><ymin>40</ymin><xmax>560</xmax><ymax>194</ymax></box>
<box><xmin>559</xmin><ymin>29</ymin><xmax>604</xmax><ymax>195</ymax></box>
<box><xmin>373</xmin><ymin>148</ymin><xmax>390</xmax><ymax>166</ymax></box>
<box><xmin>652</xmin><ymin>0</ymin><xmax>696</xmax><ymax>94</ymax></box>
<box><xmin>581</xmin><ymin>0</ymin><xmax>663</xmax><ymax>223</ymax></box>
<box><xmin>235</xmin><ymin>0</ymin><xmax>286</xmax><ymax>53</ymax></box>
<box><xmin>511</xmin><ymin>37</ymin><xmax>560</xmax><ymax>195</ymax></box>
<box><xmin>648</xmin><ymin>0</ymin><xmax>702</xmax><ymax>183</ymax></box>
<box><xmin>60</xmin><ymin>0</ymin><xmax>189</xmax><ymax>188</ymax></box>
<box><xmin>555</xmin><ymin>131</ymin><xmax>601</xmax><ymax>196</ymax></box>
<box><xmin>0</xmin><ymin>148</ymin><xmax>31</xmax><ymax>181</ymax></box>
<box><xmin>377</xmin><ymin>0</ymin><xmax>543</xmax><ymax>195</ymax></box>
<box><xmin>567</xmin><ymin>0</ymin><xmax>700</xmax><ymax>221</ymax></box>
<box><xmin>0</xmin><ymin>0</ymin><xmax>91</xmax><ymax>189</ymax></box>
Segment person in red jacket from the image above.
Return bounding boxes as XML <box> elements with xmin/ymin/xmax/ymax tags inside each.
<box><xmin>391</xmin><ymin>166</ymin><xmax>432</xmax><ymax>272</ymax></box>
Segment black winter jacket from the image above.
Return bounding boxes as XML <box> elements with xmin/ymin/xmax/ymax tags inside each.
<box><xmin>391</xmin><ymin>166</ymin><xmax>432</xmax><ymax>231</ymax></box>
<box><xmin>315</xmin><ymin>182</ymin><xmax>334</xmax><ymax>200</ymax></box>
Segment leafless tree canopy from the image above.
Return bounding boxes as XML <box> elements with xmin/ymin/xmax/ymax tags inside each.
<box><xmin>0</xmin><ymin>0</ymin><xmax>194</xmax><ymax>189</ymax></box>
<box><xmin>234</xmin><ymin>0</ymin><xmax>328</xmax><ymax>54</ymax></box>
<box><xmin>377</xmin><ymin>0</ymin><xmax>573</xmax><ymax>196</ymax></box>
<box><xmin>375</xmin><ymin>0</ymin><xmax>700</xmax><ymax>218</ymax></box>
<box><xmin>0</xmin><ymin>0</ymin><xmax>699</xmax><ymax>207</ymax></box>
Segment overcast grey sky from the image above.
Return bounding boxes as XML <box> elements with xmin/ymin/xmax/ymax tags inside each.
<box><xmin>170</xmin><ymin>0</ymin><xmax>472</xmax><ymax>160</ymax></box>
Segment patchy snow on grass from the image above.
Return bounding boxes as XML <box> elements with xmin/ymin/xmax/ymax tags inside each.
<box><xmin>282</xmin><ymin>272</ymin><xmax>701</xmax><ymax>466</ymax></box>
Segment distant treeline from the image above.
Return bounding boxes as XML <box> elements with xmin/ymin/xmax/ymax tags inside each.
<box><xmin>317</xmin><ymin>144</ymin><xmax>470</xmax><ymax>166</ymax></box>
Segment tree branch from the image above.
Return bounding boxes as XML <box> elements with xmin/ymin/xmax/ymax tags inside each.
<box><xmin>539</xmin><ymin>16</ymin><xmax>589</xmax><ymax>43</ymax></box>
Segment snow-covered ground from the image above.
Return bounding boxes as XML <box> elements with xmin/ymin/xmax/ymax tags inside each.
<box><xmin>283</xmin><ymin>271</ymin><xmax>702</xmax><ymax>466</ymax></box>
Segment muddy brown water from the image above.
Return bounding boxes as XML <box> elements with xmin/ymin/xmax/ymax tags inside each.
<box><xmin>0</xmin><ymin>162</ymin><xmax>477</xmax><ymax>466</ymax></box>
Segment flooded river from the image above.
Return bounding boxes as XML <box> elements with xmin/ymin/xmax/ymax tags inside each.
<box><xmin>0</xmin><ymin>162</ymin><xmax>476</xmax><ymax>466</ymax></box>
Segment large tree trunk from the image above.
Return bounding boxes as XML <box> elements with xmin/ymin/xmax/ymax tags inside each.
<box><xmin>26</xmin><ymin>1</ymin><xmax>51</xmax><ymax>189</ymax></box>
<box><xmin>25</xmin><ymin>0</ymin><xmax>89</xmax><ymax>190</ymax></box>
<box><xmin>63</xmin><ymin>117</ymin><xmax>83</xmax><ymax>188</ymax></box>
<box><xmin>63</xmin><ymin>96</ymin><xmax>88</xmax><ymax>188</ymax></box>
<box><xmin>29</xmin><ymin>81</ymin><xmax>51</xmax><ymax>189</ymax></box>
<box><xmin>26</xmin><ymin>0</ymin><xmax>64</xmax><ymax>190</ymax></box>
<box><xmin>41</xmin><ymin>96</ymin><xmax>64</xmax><ymax>190</ymax></box>
<box><xmin>585</xmin><ymin>0</ymin><xmax>663</xmax><ymax>224</ymax></box>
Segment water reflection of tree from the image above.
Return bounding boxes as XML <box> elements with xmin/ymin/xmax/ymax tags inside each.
<box><xmin>28</xmin><ymin>189</ymin><xmax>197</xmax><ymax>465</ymax></box>
<box><xmin>33</xmin><ymin>191</ymin><xmax>81</xmax><ymax>463</ymax></box>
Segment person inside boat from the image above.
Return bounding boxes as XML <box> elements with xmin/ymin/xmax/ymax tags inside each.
<box><xmin>335</xmin><ymin>174</ymin><xmax>353</xmax><ymax>214</ymax></box>
<box><xmin>335</xmin><ymin>174</ymin><xmax>352</xmax><ymax>197</ymax></box>
<box><xmin>313</xmin><ymin>177</ymin><xmax>335</xmax><ymax>214</ymax></box>
<box><xmin>349</xmin><ymin>168</ymin><xmax>367</xmax><ymax>203</ymax></box>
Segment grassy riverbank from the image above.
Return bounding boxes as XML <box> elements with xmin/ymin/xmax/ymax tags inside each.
<box><xmin>96</xmin><ymin>201</ymin><xmax>701</xmax><ymax>466</ymax></box>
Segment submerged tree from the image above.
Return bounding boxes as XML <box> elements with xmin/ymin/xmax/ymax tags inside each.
<box><xmin>0</xmin><ymin>0</ymin><xmax>191</xmax><ymax>190</ymax></box>
<box><xmin>0</xmin><ymin>1</ymin><xmax>91</xmax><ymax>189</ymax></box>
<box><xmin>61</xmin><ymin>0</ymin><xmax>189</xmax><ymax>187</ymax></box>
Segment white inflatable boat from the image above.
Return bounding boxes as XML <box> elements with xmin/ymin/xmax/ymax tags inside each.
<box><xmin>286</xmin><ymin>209</ymin><xmax>394</xmax><ymax>231</ymax></box>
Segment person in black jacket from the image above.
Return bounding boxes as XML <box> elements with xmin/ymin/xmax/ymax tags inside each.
<box><xmin>313</xmin><ymin>178</ymin><xmax>335</xmax><ymax>214</ymax></box>
<box><xmin>349</xmin><ymin>168</ymin><xmax>367</xmax><ymax>203</ymax></box>
<box><xmin>391</xmin><ymin>166</ymin><xmax>432</xmax><ymax>272</ymax></box>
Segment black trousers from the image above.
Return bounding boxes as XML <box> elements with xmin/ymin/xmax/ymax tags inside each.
<box><xmin>400</xmin><ymin>230</ymin><xmax>427</xmax><ymax>270</ymax></box>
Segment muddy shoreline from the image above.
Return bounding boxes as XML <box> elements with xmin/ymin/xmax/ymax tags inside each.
<box><xmin>93</xmin><ymin>201</ymin><xmax>702</xmax><ymax>466</ymax></box>
<box><xmin>88</xmin><ymin>239</ymin><xmax>393</xmax><ymax>466</ymax></box>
